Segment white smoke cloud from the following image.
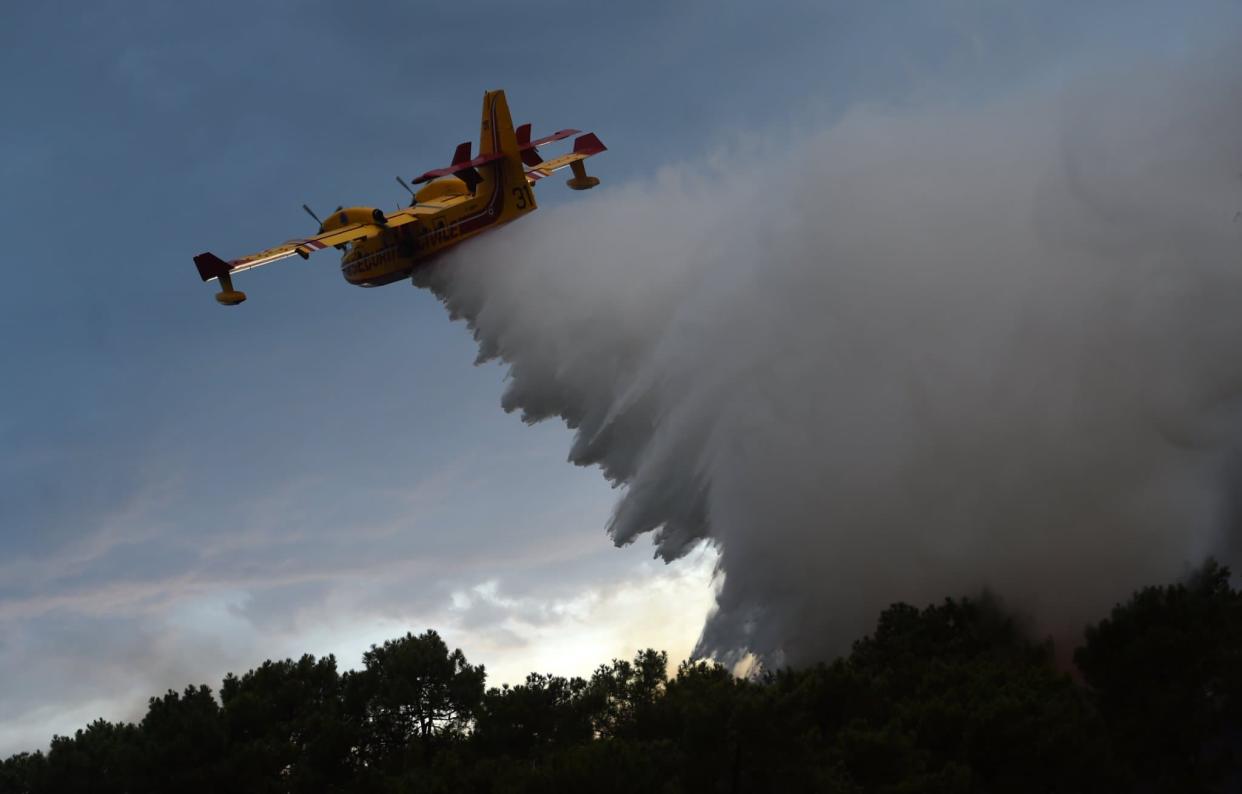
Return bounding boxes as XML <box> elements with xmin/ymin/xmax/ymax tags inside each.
<box><xmin>420</xmin><ymin>53</ymin><xmax>1242</xmax><ymax>665</ymax></box>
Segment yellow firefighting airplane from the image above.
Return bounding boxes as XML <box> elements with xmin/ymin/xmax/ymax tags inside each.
<box><xmin>193</xmin><ymin>90</ymin><xmax>605</xmax><ymax>305</ymax></box>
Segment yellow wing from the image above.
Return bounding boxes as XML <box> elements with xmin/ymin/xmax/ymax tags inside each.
<box><xmin>194</xmin><ymin>208</ymin><xmax>425</xmax><ymax>283</ymax></box>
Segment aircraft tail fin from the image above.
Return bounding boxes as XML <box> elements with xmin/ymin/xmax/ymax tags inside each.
<box><xmin>479</xmin><ymin>90</ymin><xmax>537</xmax><ymax>220</ymax></box>
<box><xmin>479</xmin><ymin>90</ymin><xmax>520</xmax><ymax>159</ymax></box>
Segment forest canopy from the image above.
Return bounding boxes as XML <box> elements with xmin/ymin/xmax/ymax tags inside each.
<box><xmin>3</xmin><ymin>562</ymin><xmax>1240</xmax><ymax>793</ymax></box>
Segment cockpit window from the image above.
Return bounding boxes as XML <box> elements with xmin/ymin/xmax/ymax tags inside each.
<box><xmin>339</xmin><ymin>212</ymin><xmax>348</xmax><ymax>224</ymax></box>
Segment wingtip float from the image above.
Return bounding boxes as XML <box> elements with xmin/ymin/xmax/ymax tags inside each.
<box><xmin>193</xmin><ymin>90</ymin><xmax>606</xmax><ymax>306</ymax></box>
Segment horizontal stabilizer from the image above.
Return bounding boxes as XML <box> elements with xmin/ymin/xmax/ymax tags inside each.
<box><xmin>516</xmin><ymin>125</ymin><xmax>580</xmax><ymax>167</ymax></box>
<box><xmin>412</xmin><ymin>150</ymin><xmax>505</xmax><ymax>186</ymax></box>
<box><xmin>528</xmin><ymin>127</ymin><xmax>580</xmax><ymax>148</ymax></box>
<box><xmin>524</xmin><ymin>132</ymin><xmax>607</xmax><ymax>185</ymax></box>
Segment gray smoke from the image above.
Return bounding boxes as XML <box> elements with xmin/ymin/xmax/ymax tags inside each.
<box><xmin>421</xmin><ymin>55</ymin><xmax>1242</xmax><ymax>665</ymax></box>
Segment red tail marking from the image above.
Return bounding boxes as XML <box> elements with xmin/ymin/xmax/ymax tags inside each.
<box><xmin>193</xmin><ymin>252</ymin><xmax>232</xmax><ymax>282</ymax></box>
<box><xmin>573</xmin><ymin>132</ymin><xmax>606</xmax><ymax>156</ymax></box>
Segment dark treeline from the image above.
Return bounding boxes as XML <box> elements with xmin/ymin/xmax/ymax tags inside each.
<box><xmin>3</xmin><ymin>562</ymin><xmax>1241</xmax><ymax>793</ymax></box>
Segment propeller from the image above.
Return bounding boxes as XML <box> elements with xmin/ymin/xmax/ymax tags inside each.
<box><xmin>302</xmin><ymin>204</ymin><xmax>323</xmax><ymax>230</ymax></box>
<box><xmin>397</xmin><ymin>176</ymin><xmax>417</xmax><ymax>208</ymax></box>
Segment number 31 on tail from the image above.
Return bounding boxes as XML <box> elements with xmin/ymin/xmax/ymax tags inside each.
<box><xmin>193</xmin><ymin>90</ymin><xmax>606</xmax><ymax>305</ymax></box>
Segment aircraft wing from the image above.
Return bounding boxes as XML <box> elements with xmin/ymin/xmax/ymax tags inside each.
<box><xmin>194</xmin><ymin>210</ymin><xmax>424</xmax><ymax>283</ymax></box>
<box><xmin>525</xmin><ymin>133</ymin><xmax>607</xmax><ymax>185</ymax></box>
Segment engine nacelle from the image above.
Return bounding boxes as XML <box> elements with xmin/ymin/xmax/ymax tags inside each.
<box><xmin>415</xmin><ymin>177</ymin><xmax>471</xmax><ymax>203</ymax></box>
<box><xmin>320</xmin><ymin>206</ymin><xmax>387</xmax><ymax>231</ymax></box>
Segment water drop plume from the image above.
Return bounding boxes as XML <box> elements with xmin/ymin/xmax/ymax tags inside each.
<box><xmin>420</xmin><ymin>54</ymin><xmax>1242</xmax><ymax>664</ymax></box>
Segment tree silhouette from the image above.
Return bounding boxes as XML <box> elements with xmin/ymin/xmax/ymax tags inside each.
<box><xmin>139</xmin><ymin>685</ymin><xmax>226</xmax><ymax>793</ymax></box>
<box><xmin>1075</xmin><ymin>559</ymin><xmax>1242</xmax><ymax>792</ymax></box>
<box><xmin>42</xmin><ymin>720</ymin><xmax>142</xmax><ymax>794</ymax></box>
<box><xmin>473</xmin><ymin>672</ymin><xmax>599</xmax><ymax>759</ymax></box>
<box><xmin>219</xmin><ymin>653</ymin><xmax>351</xmax><ymax>791</ymax></box>
<box><xmin>589</xmin><ymin>648</ymin><xmax>668</xmax><ymax>740</ymax></box>
<box><xmin>4</xmin><ymin>568</ymin><xmax>1241</xmax><ymax>793</ymax></box>
<box><xmin>346</xmin><ymin>629</ymin><xmax>485</xmax><ymax>773</ymax></box>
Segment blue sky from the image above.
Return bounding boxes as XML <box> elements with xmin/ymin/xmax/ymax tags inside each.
<box><xmin>2</xmin><ymin>0</ymin><xmax>1238</xmax><ymax>755</ymax></box>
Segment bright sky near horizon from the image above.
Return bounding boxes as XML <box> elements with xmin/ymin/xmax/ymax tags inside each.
<box><xmin>2</xmin><ymin>0</ymin><xmax>1238</xmax><ymax>757</ymax></box>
